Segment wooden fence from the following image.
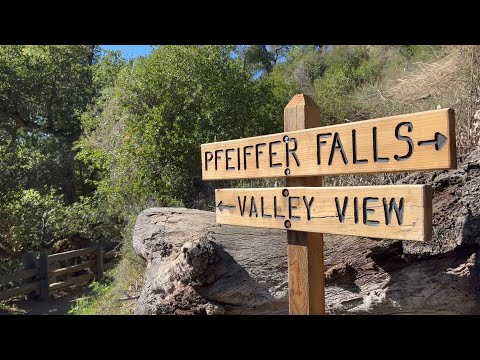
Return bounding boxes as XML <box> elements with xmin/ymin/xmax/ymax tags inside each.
<box><xmin>0</xmin><ymin>246</ymin><xmax>117</xmax><ymax>302</ymax></box>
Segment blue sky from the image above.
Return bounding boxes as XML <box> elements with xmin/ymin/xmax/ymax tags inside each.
<box><xmin>101</xmin><ymin>45</ymin><xmax>153</xmax><ymax>59</ymax></box>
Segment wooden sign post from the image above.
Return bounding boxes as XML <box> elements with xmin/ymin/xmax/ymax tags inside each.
<box><xmin>284</xmin><ymin>95</ymin><xmax>324</xmax><ymax>315</ymax></box>
<box><xmin>200</xmin><ymin>94</ymin><xmax>457</xmax><ymax>315</ymax></box>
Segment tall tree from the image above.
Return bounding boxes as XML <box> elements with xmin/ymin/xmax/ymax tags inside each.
<box><xmin>78</xmin><ymin>45</ymin><xmax>285</xmax><ymax>213</ymax></box>
<box><xmin>239</xmin><ymin>45</ymin><xmax>291</xmax><ymax>76</ymax></box>
<box><xmin>0</xmin><ymin>45</ymin><xmax>99</xmax><ymax>202</ymax></box>
<box><xmin>0</xmin><ymin>45</ymin><xmax>127</xmax><ymax>264</ymax></box>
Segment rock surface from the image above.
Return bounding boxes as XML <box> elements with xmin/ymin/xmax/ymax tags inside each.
<box><xmin>133</xmin><ymin>150</ymin><xmax>480</xmax><ymax>315</ymax></box>
<box><xmin>398</xmin><ymin>148</ymin><xmax>480</xmax><ymax>256</ymax></box>
<box><xmin>133</xmin><ymin>208</ymin><xmax>288</xmax><ymax>314</ymax></box>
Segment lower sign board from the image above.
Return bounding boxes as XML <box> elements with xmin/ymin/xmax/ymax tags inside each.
<box><xmin>215</xmin><ymin>185</ymin><xmax>432</xmax><ymax>241</ymax></box>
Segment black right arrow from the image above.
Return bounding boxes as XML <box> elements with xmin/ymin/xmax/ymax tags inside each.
<box><xmin>417</xmin><ymin>132</ymin><xmax>448</xmax><ymax>151</ymax></box>
<box><xmin>217</xmin><ymin>201</ymin><xmax>237</xmax><ymax>212</ymax></box>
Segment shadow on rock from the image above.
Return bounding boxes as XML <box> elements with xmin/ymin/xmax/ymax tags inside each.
<box><xmin>195</xmin><ymin>242</ymin><xmax>287</xmax><ymax>315</ymax></box>
<box><xmin>134</xmin><ymin>237</ymin><xmax>286</xmax><ymax>315</ymax></box>
<box><xmin>325</xmin><ymin>261</ymin><xmax>360</xmax><ymax>294</ymax></box>
<box><xmin>367</xmin><ymin>241</ymin><xmax>479</xmax><ymax>314</ymax></box>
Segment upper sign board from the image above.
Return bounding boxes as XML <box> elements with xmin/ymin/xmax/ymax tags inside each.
<box><xmin>201</xmin><ymin>109</ymin><xmax>456</xmax><ymax>180</ymax></box>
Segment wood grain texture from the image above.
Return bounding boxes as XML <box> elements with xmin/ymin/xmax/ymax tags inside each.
<box><xmin>133</xmin><ymin>206</ymin><xmax>480</xmax><ymax>315</ymax></box>
<box><xmin>201</xmin><ymin>108</ymin><xmax>456</xmax><ymax>180</ymax></box>
<box><xmin>47</xmin><ymin>247</ymin><xmax>96</xmax><ymax>263</ymax></box>
<box><xmin>49</xmin><ymin>272</ymin><xmax>95</xmax><ymax>292</ymax></box>
<box><xmin>287</xmin><ymin>231</ymin><xmax>325</xmax><ymax>314</ymax></box>
<box><xmin>215</xmin><ymin>185</ymin><xmax>432</xmax><ymax>241</ymax></box>
<box><xmin>284</xmin><ymin>94</ymin><xmax>324</xmax><ymax>315</ymax></box>
<box><xmin>48</xmin><ymin>260</ymin><xmax>96</xmax><ymax>277</ymax></box>
<box><xmin>0</xmin><ymin>282</ymin><xmax>39</xmax><ymax>301</ymax></box>
<box><xmin>448</xmin><ymin>108</ymin><xmax>457</xmax><ymax>169</ymax></box>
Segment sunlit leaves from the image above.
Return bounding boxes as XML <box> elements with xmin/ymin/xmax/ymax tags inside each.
<box><xmin>78</xmin><ymin>45</ymin><xmax>286</xmax><ymax>212</ymax></box>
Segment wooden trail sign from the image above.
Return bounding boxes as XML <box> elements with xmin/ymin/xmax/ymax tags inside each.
<box><xmin>200</xmin><ymin>94</ymin><xmax>457</xmax><ymax>316</ymax></box>
<box><xmin>215</xmin><ymin>185</ymin><xmax>432</xmax><ymax>242</ymax></box>
<box><xmin>201</xmin><ymin>108</ymin><xmax>456</xmax><ymax>180</ymax></box>
<box><xmin>284</xmin><ymin>95</ymin><xmax>324</xmax><ymax>315</ymax></box>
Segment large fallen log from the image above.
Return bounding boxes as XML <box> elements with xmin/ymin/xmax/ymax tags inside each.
<box><xmin>133</xmin><ymin>149</ymin><xmax>480</xmax><ymax>314</ymax></box>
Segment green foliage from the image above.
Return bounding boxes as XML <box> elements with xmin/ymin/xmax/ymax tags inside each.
<box><xmin>68</xmin><ymin>223</ymin><xmax>146</xmax><ymax>315</ymax></box>
<box><xmin>276</xmin><ymin>45</ymin><xmax>443</xmax><ymax>125</ymax></box>
<box><xmin>289</xmin><ymin>46</ymin><xmax>328</xmax><ymax>84</ymax></box>
<box><xmin>1</xmin><ymin>44</ymin><xmax>454</xmax><ymax>312</ymax></box>
<box><xmin>311</xmin><ymin>46</ymin><xmax>383</xmax><ymax>122</ymax></box>
<box><xmin>399</xmin><ymin>45</ymin><xmax>442</xmax><ymax>61</ymax></box>
<box><xmin>51</xmin><ymin>196</ymin><xmax>122</xmax><ymax>247</ymax></box>
<box><xmin>0</xmin><ymin>189</ymin><xmax>63</xmax><ymax>254</ymax></box>
<box><xmin>0</xmin><ymin>46</ymin><xmax>127</xmax><ymax>268</ymax></box>
<box><xmin>68</xmin><ymin>280</ymin><xmax>115</xmax><ymax>315</ymax></box>
<box><xmin>0</xmin><ymin>188</ymin><xmax>121</xmax><ymax>270</ymax></box>
<box><xmin>0</xmin><ymin>45</ymin><xmax>97</xmax><ymax>207</ymax></box>
<box><xmin>241</xmin><ymin>45</ymin><xmax>290</xmax><ymax>76</ymax></box>
<box><xmin>79</xmin><ymin>45</ymin><xmax>286</xmax><ymax>213</ymax></box>
<box><xmin>92</xmin><ymin>50</ymin><xmax>126</xmax><ymax>91</ymax></box>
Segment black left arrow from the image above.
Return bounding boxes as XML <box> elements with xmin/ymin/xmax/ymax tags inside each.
<box><xmin>217</xmin><ymin>201</ymin><xmax>237</xmax><ymax>212</ymax></box>
<box><xmin>417</xmin><ymin>132</ymin><xmax>448</xmax><ymax>151</ymax></box>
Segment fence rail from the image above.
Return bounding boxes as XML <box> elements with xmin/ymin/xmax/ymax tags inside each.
<box><xmin>0</xmin><ymin>246</ymin><xmax>117</xmax><ymax>302</ymax></box>
<box><xmin>0</xmin><ymin>268</ymin><xmax>39</xmax><ymax>285</ymax></box>
<box><xmin>47</xmin><ymin>247</ymin><xmax>97</xmax><ymax>263</ymax></box>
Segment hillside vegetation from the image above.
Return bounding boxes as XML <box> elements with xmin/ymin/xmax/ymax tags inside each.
<box><xmin>0</xmin><ymin>45</ymin><xmax>478</xmax><ymax>313</ymax></box>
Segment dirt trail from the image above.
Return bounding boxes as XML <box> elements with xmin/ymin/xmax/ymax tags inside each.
<box><xmin>0</xmin><ymin>286</ymin><xmax>89</xmax><ymax>315</ymax></box>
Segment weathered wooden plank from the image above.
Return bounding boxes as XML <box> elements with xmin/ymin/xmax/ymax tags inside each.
<box><xmin>201</xmin><ymin>108</ymin><xmax>456</xmax><ymax>180</ymax></box>
<box><xmin>215</xmin><ymin>185</ymin><xmax>432</xmax><ymax>241</ymax></box>
<box><xmin>47</xmin><ymin>247</ymin><xmax>96</xmax><ymax>263</ymax></box>
<box><xmin>287</xmin><ymin>231</ymin><xmax>324</xmax><ymax>314</ymax></box>
<box><xmin>22</xmin><ymin>251</ymin><xmax>39</xmax><ymax>300</ymax></box>
<box><xmin>48</xmin><ymin>260</ymin><xmax>96</xmax><ymax>277</ymax></box>
<box><xmin>284</xmin><ymin>94</ymin><xmax>325</xmax><ymax>315</ymax></box>
<box><xmin>48</xmin><ymin>262</ymin><xmax>59</xmax><ymax>284</ymax></box>
<box><xmin>96</xmin><ymin>246</ymin><xmax>104</xmax><ymax>281</ymax></box>
<box><xmin>49</xmin><ymin>272</ymin><xmax>95</xmax><ymax>292</ymax></box>
<box><xmin>0</xmin><ymin>268</ymin><xmax>39</xmax><ymax>285</ymax></box>
<box><xmin>39</xmin><ymin>252</ymin><xmax>49</xmax><ymax>300</ymax></box>
<box><xmin>0</xmin><ymin>282</ymin><xmax>39</xmax><ymax>301</ymax></box>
